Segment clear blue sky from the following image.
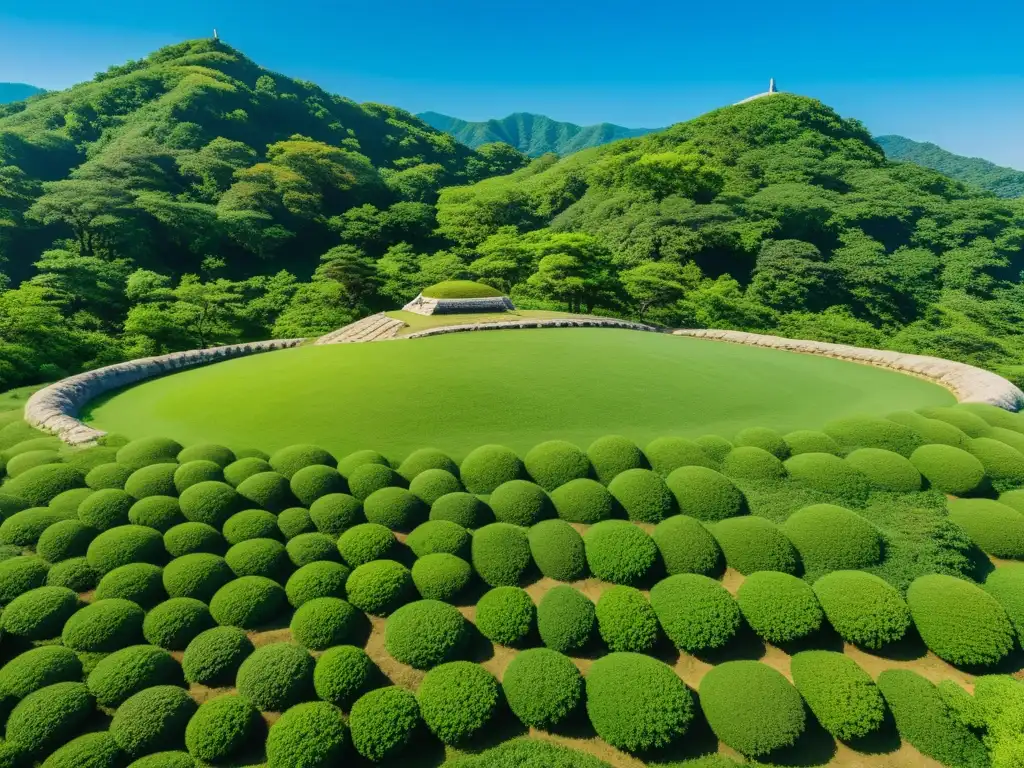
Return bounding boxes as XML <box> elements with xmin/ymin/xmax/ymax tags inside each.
<box><xmin>2</xmin><ymin>0</ymin><xmax>1023</xmax><ymax>168</ymax></box>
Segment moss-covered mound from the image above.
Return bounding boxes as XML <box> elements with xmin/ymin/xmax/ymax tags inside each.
<box><xmin>595</xmin><ymin>585</ymin><xmax>659</xmax><ymax>652</ymax></box>
<box><xmin>236</xmin><ymin>642</ymin><xmax>315</xmax><ymax>711</ymax></box>
<box><xmin>608</xmin><ymin>468</ymin><xmax>676</xmax><ymax>523</ymax></box>
<box><xmin>209</xmin><ymin>575</ymin><xmax>287</xmax><ymax>629</ymax></box>
<box><xmin>475</xmin><ymin>586</ymin><xmax>535</xmax><ymax>647</ymax></box>
<box><xmin>550</xmin><ymin>478</ymin><xmax>615</xmax><ymax>524</ymax></box>
<box><xmin>290</xmin><ymin>597</ymin><xmax>361</xmax><ymax>650</ymax></box>
<box><xmin>721</xmin><ymin>446</ymin><xmax>787</xmax><ymax>481</ymax></box>
<box><xmin>947</xmin><ymin>499</ymin><xmax>1024</xmax><ymax>558</ymax></box>
<box><xmin>418</xmin><ymin>662</ymin><xmax>500</xmax><ymax>745</ymax></box>
<box><xmin>711</xmin><ymin>516</ymin><xmax>800</xmax><ymax>575</ymax></box>
<box><xmin>2</xmin><ymin>586</ymin><xmax>80</xmax><ymax>640</ymax></box>
<box><xmin>735</xmin><ymin>427</ymin><xmax>789</xmax><ymax>459</ymax></box>
<box><xmin>524</xmin><ymin>440</ymin><xmax>592</xmax><ymax>491</ymax></box>
<box><xmin>782</xmin><ymin>504</ymin><xmax>882</xmax><ymax>575</ymax></box>
<box><xmin>61</xmin><ymin>598</ymin><xmax>145</xmax><ymax>652</ymax></box>
<box><xmin>983</xmin><ymin>565</ymin><xmax>1024</xmax><ymax>639</ymax></box>
<box><xmin>790</xmin><ymin>651</ymin><xmax>885</xmax><ymax>740</ymax></box>
<box><xmin>650</xmin><ymin>573</ymin><xmax>740</xmax><ymax>652</ymax></box>
<box><xmin>87</xmin><ymin>644</ymin><xmax>183</xmax><ymax>708</ymax></box>
<box><xmin>264</xmin><ymin>701</ymin><xmax>348</xmax><ymax>768</ymax></box>
<box><xmin>783</xmin><ymin>430</ymin><xmax>841</xmax><ymax>456</ymax></box>
<box><xmin>910</xmin><ymin>444</ymin><xmax>988</xmax><ymax>495</ymax></box>
<box><xmin>385</xmin><ymin>599</ymin><xmax>469</xmax><ymax>669</ymax></box>
<box><xmin>665</xmin><ymin>466</ymin><xmax>745</xmax><ymax>522</ymax></box>
<box><xmin>586</xmin><ymin>435</ymin><xmax>645</xmax><ymax>485</ymax></box>
<box><xmin>489</xmin><ymin>480</ymin><xmax>553</xmax><ymax>526</ymax></box>
<box><xmin>313</xmin><ymin>645</ymin><xmax>375</xmax><ymax>708</ymax></box>
<box><xmin>345</xmin><ymin>560</ymin><xmax>414</xmax><ymax>615</ymax></box>
<box><xmin>337</xmin><ymin>523</ymin><xmax>396</xmax><ymax>566</ymax></box>
<box><xmin>411</xmin><ymin>553</ymin><xmax>472</xmax><ymax>602</ymax></box>
<box><xmin>459</xmin><ymin>445</ymin><xmax>525</xmax><ymax>494</ymax></box>
<box><xmin>652</xmin><ymin>514</ymin><xmax>723</xmax><ymax>577</ymax></box>
<box><xmin>116</xmin><ymin>437</ymin><xmax>183</xmax><ymax>471</ymax></box>
<box><xmin>422</xmin><ymin>280</ymin><xmax>503</xmax><ymax>298</ymax></box>
<box><xmin>528</xmin><ymin>519</ymin><xmax>586</xmax><ymax>581</ymax></box>
<box><xmin>736</xmin><ymin>571</ymin><xmax>824</xmax><ymax>645</ymax></box>
<box><xmin>348</xmin><ymin>686</ymin><xmax>421</xmax><ymax>762</ymax></box>
<box><xmin>408</xmin><ymin>469</ymin><xmax>462</xmax><ymax>506</ymax></box>
<box><xmin>968</xmin><ymin>437</ymin><xmax>1024</xmax><ymax>492</ymax></box>
<box><xmin>143</xmin><ymin>597</ymin><xmax>214</xmax><ymax>650</ymax></box>
<box><xmin>537</xmin><ymin>586</ymin><xmax>595</xmax><ymax>653</ymax></box>
<box><xmin>37</xmin><ymin>518</ymin><xmax>95</xmax><ymax>563</ymax></box>
<box><xmin>813</xmin><ymin>570</ymin><xmax>911</xmax><ymax>649</ymax></box>
<box><xmin>824</xmin><ymin>416</ymin><xmax>924</xmax><ymax>457</ymax></box>
<box><xmin>471</xmin><ymin>523</ymin><xmax>533</xmax><ymax>587</ymax></box>
<box><xmin>182</xmin><ymin>626</ymin><xmax>255</xmax><ymax>686</ymax></box>
<box><xmin>430</xmin><ymin>492</ymin><xmax>492</xmax><ymax>528</ymax></box>
<box><xmin>185</xmin><ymin>694</ymin><xmax>263</xmax><ymax>763</ymax></box>
<box><xmin>502</xmin><ymin>647</ymin><xmax>583</xmax><ymax>730</ymax></box>
<box><xmin>129</xmin><ymin>496</ymin><xmax>184</xmax><ymax>532</ymax></box>
<box><xmin>163</xmin><ymin>522</ymin><xmax>225</xmax><ymax>557</ymax></box>
<box><xmin>285</xmin><ymin>561</ymin><xmax>350</xmax><ymax>608</ymax></box>
<box><xmin>784</xmin><ymin>453</ymin><xmax>870</xmax><ymax>504</ymax></box>
<box><xmin>363</xmin><ymin>487</ymin><xmax>427</xmax><ymax>531</ymax></box>
<box><xmin>583</xmin><ymin>520</ymin><xmax>659</xmax><ymax>585</ymax></box>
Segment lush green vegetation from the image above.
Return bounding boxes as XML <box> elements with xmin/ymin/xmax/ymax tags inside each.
<box><xmin>876</xmin><ymin>135</ymin><xmax>1024</xmax><ymax>198</ymax></box>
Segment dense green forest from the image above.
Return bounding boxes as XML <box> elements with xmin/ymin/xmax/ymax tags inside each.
<box><xmin>876</xmin><ymin>135</ymin><xmax>1024</xmax><ymax>198</ymax></box>
<box><xmin>0</xmin><ymin>84</ymin><xmax>45</xmax><ymax>105</ymax></box>
<box><xmin>418</xmin><ymin>111</ymin><xmax>657</xmax><ymax>157</ymax></box>
<box><xmin>3</xmin><ymin>40</ymin><xmax>1024</xmax><ymax>394</ymax></box>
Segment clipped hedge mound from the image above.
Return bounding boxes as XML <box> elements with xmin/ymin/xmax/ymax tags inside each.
<box><xmin>650</xmin><ymin>573</ymin><xmax>741</xmax><ymax>652</ymax></box>
<box><xmin>236</xmin><ymin>642</ymin><xmax>315</xmax><ymax>711</ymax></box>
<box><xmin>116</xmin><ymin>437</ymin><xmax>183</xmax><ymax>471</ymax></box>
<box><xmin>549</xmin><ymin>478</ymin><xmax>614</xmax><ymax>524</ymax></box>
<box><xmin>721</xmin><ymin>446</ymin><xmax>786</xmax><ymax>481</ymax></box>
<box><xmin>124</xmin><ymin>751</ymin><xmax>196</xmax><ymax>768</ymax></box>
<box><xmin>78</xmin><ymin>488</ymin><xmax>133</xmax><ymax>530</ymax></box>
<box><xmin>39</xmin><ymin>731</ymin><xmax>120</xmax><ymax>768</ymax></box>
<box><xmin>173</xmin><ymin>460</ymin><xmax>223</xmax><ymax>493</ymax></box>
<box><xmin>397</xmin><ymin>448</ymin><xmax>459</xmax><ymax>482</ymax></box>
<box><xmin>411</xmin><ymin>553</ymin><xmax>472</xmax><ymax>602</ymax></box>
<box><xmin>824</xmin><ymin>416</ymin><xmax>924</xmax><ymax>457</ymax></box>
<box><xmin>813</xmin><ymin>570</ymin><xmax>911</xmax><ymax>649</ymax></box>
<box><xmin>289</xmin><ymin>465</ymin><xmax>346</xmax><ymax>509</ymax></box>
<box><xmin>223</xmin><ymin>509</ymin><xmax>280</xmax><ymax>545</ymax></box>
<box><xmin>290</xmin><ymin>597</ymin><xmax>361</xmax><ymax>650</ymax></box>
<box><xmin>110</xmin><ymin>684</ymin><xmax>197</xmax><ymax>758</ymax></box>
<box><xmin>337</xmin><ymin>449</ymin><xmax>389</xmax><ymax>478</ymax></box>
<box><xmin>736</xmin><ymin>571</ymin><xmax>823</xmax><ymax>645</ymax></box>
<box><xmin>947</xmin><ymin>499</ymin><xmax>1024</xmax><ymax>558</ymax></box>
<box><xmin>128</xmin><ymin>496</ymin><xmax>184</xmax><ymax>532</ymax></box>
<box><xmin>607</xmin><ymin>468</ymin><xmax>675</xmax><ymax>523</ymax></box>
<box><xmin>178</xmin><ymin>481</ymin><xmax>241</xmax><ymax>528</ymax></box>
<box><xmin>644</xmin><ymin>437</ymin><xmax>716</xmax><ymax>476</ymax></box>
<box><xmin>845</xmin><ymin>448</ymin><xmax>923</xmax><ymax>492</ymax></box>
<box><xmin>474</xmin><ymin>586</ymin><xmax>535</xmax><ymax>646</ymax></box>
<box><xmin>1000</xmin><ymin>489</ymin><xmax>1024</xmax><ymax>514</ymax></box>
<box><xmin>345</xmin><ymin>559</ymin><xmax>414</xmax><ymax>616</ymax></box>
<box><xmin>314</xmin><ymin>645</ymin><xmax>375</xmax><ymax>708</ymax></box>
<box><xmin>888</xmin><ymin>410</ymin><xmax>972</xmax><ymax>448</ymax></box>
<box><xmin>178</xmin><ymin>443</ymin><xmax>235</xmax><ymax>467</ymax></box>
<box><xmin>87</xmin><ymin>644</ymin><xmax>183</xmax><ymax>708</ymax></box>
<box><xmin>524</xmin><ymin>440</ymin><xmax>592</xmax><ymax>491</ymax></box>
<box><xmin>46</xmin><ymin>557</ymin><xmax>98</xmax><ymax>591</ymax></box>
<box><xmin>286</xmin><ymin>532</ymin><xmax>340</xmax><ymax>567</ymax></box>
<box><xmin>584</xmin><ymin>520</ymin><xmax>658</xmax><ymax>585</ymax></box>
<box><xmin>877</xmin><ymin>670</ymin><xmax>988</xmax><ymax>768</ymax></box>
<box><xmin>408</xmin><ymin>469</ymin><xmax>462</xmax><ymax>506</ymax></box>
<box><xmin>163</xmin><ymin>522</ymin><xmax>225</xmax><ymax>558</ymax></box>
<box><xmin>537</xmin><ymin>586</ymin><xmax>595</xmax><ymax>653</ymax></box>
<box><xmin>711</xmin><ymin>516</ymin><xmax>800</xmax><ymax>575</ymax></box>
<box><xmin>223</xmin><ymin>456</ymin><xmax>272</xmax><ymax>487</ymax></box>
<box><xmin>502</xmin><ymin>648</ymin><xmax>582</xmax><ymax>729</ymax></box>
<box><xmin>699</xmin><ymin>661</ymin><xmax>806</xmax><ymax>757</ymax></box>
<box><xmin>407</xmin><ymin>520</ymin><xmax>470</xmax><ymax>558</ymax></box>
<box><xmin>984</xmin><ymin>565</ymin><xmax>1024</xmax><ymax>638</ymax></box>
<box><xmin>364</xmin><ymin>487</ymin><xmax>427</xmax><ymax>532</ymax></box>
<box><xmin>162</xmin><ymin>553</ymin><xmax>233</xmax><ymax>602</ymax></box>
<box><xmin>967</xmin><ymin>437</ymin><xmax>1024</xmax><ymax>491</ymax></box>
<box><xmin>652</xmin><ymin>515</ymin><xmax>723</xmax><ymax>576</ymax></box>
<box><xmin>85</xmin><ymin>462</ymin><xmax>133</xmax><ymax>491</ymax></box>
<box><xmin>278</xmin><ymin>506</ymin><xmax>315</xmax><ymax>539</ymax></box>
<box><xmin>587</xmin><ymin>434</ymin><xmax>645</xmax><ymax>485</ymax></box>
<box><xmin>144</xmin><ymin>597</ymin><xmax>214</xmax><ymax>650</ymax></box>
<box><xmin>36</xmin><ymin>518</ymin><xmax>94</xmax><ymax>563</ymax></box>
<box><xmin>907</xmin><ymin>574</ymin><xmax>1014</xmax><ymax>667</ymax></box>
<box><xmin>124</xmin><ymin>464</ymin><xmax>178</xmax><ymax>500</ymax></box>
<box><xmin>489</xmin><ymin>480</ymin><xmax>552</xmax><ymax>526</ymax></box>
<box><xmin>418</xmin><ymin>661</ymin><xmax>500</xmax><ymax>745</ymax></box>
<box><xmin>430</xmin><ymin>492</ymin><xmax>492</xmax><ymax>528</ymax></box>
<box><xmin>348</xmin><ymin>686</ymin><xmax>421</xmax><ymax>762</ymax></box>
<box><xmin>48</xmin><ymin>486</ymin><xmax>94</xmax><ymax>513</ymax></box>
<box><xmin>422</xmin><ymin>279</ymin><xmax>502</xmax><ymax>298</ymax></box>
<box><xmin>595</xmin><ymin>586</ymin><xmax>659</xmax><ymax>652</ymax></box>
<box><xmin>347</xmin><ymin>463</ymin><xmax>403</xmax><ymax>502</ymax></box>
<box><xmin>783</xmin><ymin>429</ymin><xmax>841</xmax><ymax>456</ymax></box>
<box><xmin>459</xmin><ymin>444</ymin><xmax>526</xmax><ymax>494</ymax></box>
<box><xmin>585</xmin><ymin>653</ymin><xmax>693</xmax><ymax>752</ymax></box>
<box><xmin>268</xmin><ymin>444</ymin><xmax>336</xmax><ymax>479</ymax></box>
<box><xmin>2</xmin><ymin>586</ymin><xmax>80</xmax><ymax>640</ymax></box>
<box><xmin>184</xmin><ymin>694</ymin><xmax>263</xmax><ymax>763</ymax></box>
<box><xmin>528</xmin><ymin>519</ymin><xmax>586</xmax><ymax>581</ymax></box>
<box><xmin>61</xmin><ymin>598</ymin><xmax>145</xmax><ymax>652</ymax></box>
<box><xmin>471</xmin><ymin>523</ymin><xmax>533</xmax><ymax>587</ymax></box>
<box><xmin>235</xmin><ymin>471</ymin><xmax>295</xmax><ymax>512</ymax></box>
<box><xmin>182</xmin><ymin>626</ymin><xmax>255</xmax><ymax>686</ymax></box>
<box><xmin>0</xmin><ymin>555</ymin><xmax>48</xmax><ymax>604</ymax></box>
<box><xmin>265</xmin><ymin>701</ymin><xmax>348</xmax><ymax>768</ymax></box>
<box><xmin>87</xmin><ymin>525</ymin><xmax>165</xmax><ymax>574</ymax></box>
<box><xmin>285</xmin><ymin>561</ymin><xmax>350</xmax><ymax>608</ymax></box>
<box><xmin>0</xmin><ymin>645</ymin><xmax>82</xmax><ymax>702</ymax></box>
<box><xmin>665</xmin><ymin>466</ymin><xmax>745</xmax><ymax>522</ymax></box>
<box><xmin>790</xmin><ymin>651</ymin><xmax>885</xmax><ymax>740</ymax></box>
<box><xmin>337</xmin><ymin>523</ymin><xmax>396</xmax><ymax>566</ymax></box>
<box><xmin>224</xmin><ymin>537</ymin><xmax>290</xmax><ymax>581</ymax></box>
<box><xmin>5</xmin><ymin>681</ymin><xmax>94</xmax><ymax>756</ymax></box>
<box><xmin>0</xmin><ymin>507</ymin><xmax>66</xmax><ymax>547</ymax></box>
<box><xmin>784</xmin><ymin>453</ymin><xmax>871</xmax><ymax>504</ymax></box>
<box><xmin>736</xmin><ymin>427</ymin><xmax>789</xmax><ymax>459</ymax></box>
<box><xmin>782</xmin><ymin>504</ymin><xmax>882</xmax><ymax>574</ymax></box>
<box><xmin>208</xmin><ymin>575</ymin><xmax>287</xmax><ymax>629</ymax></box>
<box><xmin>385</xmin><ymin>599</ymin><xmax>469</xmax><ymax>669</ymax></box>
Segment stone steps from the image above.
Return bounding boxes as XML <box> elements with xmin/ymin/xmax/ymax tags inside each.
<box><xmin>315</xmin><ymin>313</ymin><xmax>405</xmax><ymax>345</ymax></box>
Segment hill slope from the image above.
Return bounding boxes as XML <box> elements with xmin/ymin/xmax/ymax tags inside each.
<box><xmin>0</xmin><ymin>83</ymin><xmax>44</xmax><ymax>104</ymax></box>
<box><xmin>877</xmin><ymin>134</ymin><xmax>1024</xmax><ymax>198</ymax></box>
<box><xmin>418</xmin><ymin>111</ymin><xmax>658</xmax><ymax>156</ymax></box>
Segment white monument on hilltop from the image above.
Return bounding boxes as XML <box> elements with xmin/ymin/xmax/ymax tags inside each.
<box><xmin>735</xmin><ymin>78</ymin><xmax>781</xmax><ymax>105</ymax></box>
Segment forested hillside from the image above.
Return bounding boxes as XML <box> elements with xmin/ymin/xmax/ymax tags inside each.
<box><xmin>419</xmin><ymin>111</ymin><xmax>657</xmax><ymax>157</ymax></box>
<box><xmin>0</xmin><ymin>84</ymin><xmax>45</xmax><ymax>104</ymax></box>
<box><xmin>876</xmin><ymin>135</ymin><xmax>1024</xmax><ymax>198</ymax></box>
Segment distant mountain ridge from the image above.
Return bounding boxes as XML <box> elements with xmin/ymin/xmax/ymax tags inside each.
<box><xmin>0</xmin><ymin>83</ymin><xmax>44</xmax><ymax>104</ymax></box>
<box><xmin>417</xmin><ymin>111</ymin><xmax>659</xmax><ymax>157</ymax></box>
<box><xmin>876</xmin><ymin>134</ymin><xmax>1024</xmax><ymax>198</ymax></box>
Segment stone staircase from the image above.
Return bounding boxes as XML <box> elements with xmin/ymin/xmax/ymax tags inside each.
<box><xmin>314</xmin><ymin>313</ymin><xmax>405</xmax><ymax>345</ymax></box>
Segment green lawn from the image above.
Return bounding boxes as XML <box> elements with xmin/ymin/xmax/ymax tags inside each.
<box><xmin>387</xmin><ymin>309</ymin><xmax>589</xmax><ymax>335</ymax></box>
<box><xmin>84</xmin><ymin>329</ymin><xmax>954</xmax><ymax>460</ymax></box>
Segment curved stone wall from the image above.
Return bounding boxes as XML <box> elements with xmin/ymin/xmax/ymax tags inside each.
<box><xmin>402</xmin><ymin>294</ymin><xmax>515</xmax><ymax>316</ymax></box>
<box><xmin>404</xmin><ymin>317</ymin><xmax>657</xmax><ymax>339</ymax></box>
<box><xmin>24</xmin><ymin>338</ymin><xmax>304</xmax><ymax>446</ymax></box>
<box><xmin>675</xmin><ymin>329</ymin><xmax>1024</xmax><ymax>411</ymax></box>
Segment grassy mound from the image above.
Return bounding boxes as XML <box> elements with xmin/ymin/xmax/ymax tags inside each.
<box><xmin>421</xmin><ymin>280</ymin><xmax>504</xmax><ymax>298</ymax></box>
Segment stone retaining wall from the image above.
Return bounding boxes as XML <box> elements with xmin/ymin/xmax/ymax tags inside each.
<box><xmin>24</xmin><ymin>338</ymin><xmax>305</xmax><ymax>446</ymax></box>
<box><xmin>405</xmin><ymin>317</ymin><xmax>658</xmax><ymax>339</ymax></box>
<box><xmin>401</xmin><ymin>294</ymin><xmax>515</xmax><ymax>316</ymax></box>
<box><xmin>675</xmin><ymin>329</ymin><xmax>1024</xmax><ymax>411</ymax></box>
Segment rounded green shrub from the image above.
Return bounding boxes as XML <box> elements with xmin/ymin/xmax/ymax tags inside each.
<box><xmin>225</xmin><ymin>538</ymin><xmax>290</xmax><ymax>581</ymax></box>
<box><xmin>502</xmin><ymin>647</ymin><xmax>582</xmax><ymax>729</ymax></box>
<box><xmin>665</xmin><ymin>466</ymin><xmax>745</xmax><ymax>522</ymax></box>
<box><xmin>144</xmin><ymin>597</ymin><xmax>214</xmax><ymax>649</ymax></box>
<box><xmin>338</xmin><ymin>449</ymin><xmax>389</xmax><ymax>478</ymax></box>
<box><xmin>5</xmin><ymin>450</ymin><xmax>60</xmax><ymax>478</ymax></box>
<box><xmin>584</xmin><ymin>520</ymin><xmax>658</xmax><ymax>585</ymax></box>
<box><xmin>2</xmin><ymin>586</ymin><xmax>79</xmax><ymax>640</ymax></box>
<box><xmin>813</xmin><ymin>570</ymin><xmax>911</xmax><ymax>649</ymax></box>
<box><xmin>49</xmin><ymin>487</ymin><xmax>95</xmax><ymax>514</ymax></box>
<box><xmin>290</xmin><ymin>597</ymin><xmax>361</xmax><ymax>650</ymax></box>
<box><xmin>735</xmin><ymin>427</ymin><xmax>789</xmax><ymax>459</ymax></box>
<box><xmin>824</xmin><ymin>416</ymin><xmax>924</xmax><ymax>457</ymax></box>
<box><xmin>46</xmin><ymin>557</ymin><xmax>98</xmax><ymax>591</ymax></box>
<box><xmin>910</xmin><ymin>444</ymin><xmax>988</xmax><ymax>495</ymax></box>
<box><xmin>385</xmin><ymin>599</ymin><xmax>469</xmax><ymax>668</ymax></box>
<box><xmin>397</xmin><ymin>448</ymin><xmax>458</xmax><ymax>482</ymax></box>
<box><xmin>0</xmin><ymin>555</ymin><xmax>48</xmax><ymax>604</ymax></box>
<box><xmin>265</xmin><ymin>701</ymin><xmax>348</xmax><ymax>768</ymax></box>
<box><xmin>919</xmin><ymin>406</ymin><xmax>992</xmax><ymax>437</ymax></box>
<box><xmin>178</xmin><ymin>481</ymin><xmax>241</xmax><ymax>528</ymax></box>
<box><xmin>608</xmin><ymin>468</ymin><xmax>675</xmax><ymax>523</ymax></box>
<box><xmin>460</xmin><ymin>445</ymin><xmax>526</xmax><ymax>494</ymax></box>
<box><xmin>587</xmin><ymin>435</ymin><xmax>645</xmax><ymax>485</ymax></box>
<box><xmin>185</xmin><ymin>694</ymin><xmax>262</xmax><ymax>763</ymax></box>
<box><xmin>985</xmin><ymin>426</ymin><xmax>1024</xmax><ymax>455</ymax></box>
<box><xmin>286</xmin><ymin>531</ymin><xmax>340</xmax><ymax>567</ymax></box>
<box><xmin>528</xmin><ymin>519</ymin><xmax>586</xmax><ymax>581</ymax></box>
<box><xmin>474</xmin><ymin>586</ymin><xmax>535</xmax><ymax>646</ymax></box>
<box><xmin>110</xmin><ymin>685</ymin><xmax>196</xmax><ymax>758</ymax></box>
<box><xmin>85</xmin><ymin>463</ymin><xmax>133</xmax><ymax>491</ymax></box>
<box><xmin>790</xmin><ymin>651</ymin><xmax>886</xmax><ymax>741</ymax></box>
<box><xmin>172</xmin><ymin>461</ymin><xmax>222</xmax><ymax>494</ymax></box>
<box><xmin>968</xmin><ymin>437</ymin><xmax>1024</xmax><ymax>492</ymax></box>
<box><xmin>721</xmin><ymin>446</ymin><xmax>786</xmax><ymax>481</ymax></box>
<box><xmin>549</xmin><ymin>478</ymin><xmax>614</xmax><ymax>524</ymax></box>
<box><xmin>277</xmin><ymin>506</ymin><xmax>315</xmax><ymax>539</ymax></box>
<box><xmin>783</xmin><ymin>429</ymin><xmax>841</xmax><ymax>456</ymax></box>
<box><xmin>689</xmin><ymin>435</ymin><xmax>731</xmax><ymax>464</ymax></box>
<box><xmin>162</xmin><ymin>553</ymin><xmax>232</xmax><ymax>602</ymax></box>
<box><xmin>223</xmin><ymin>457</ymin><xmax>272</xmax><ymax>488</ymax></box>
<box><xmin>285</xmin><ymin>561</ymin><xmax>350</xmax><ymax>608</ymax></box>
<box><xmin>736</xmin><ymin>570</ymin><xmax>823</xmax><ymax>644</ymax></box>
<box><xmin>948</xmin><ymin>498</ymin><xmax>1024</xmax><ymax>558</ymax></box>
<box><xmin>537</xmin><ymin>586</ymin><xmax>595</xmax><ymax>652</ymax></box>
<box><xmin>178</xmin><ymin>443</ymin><xmax>235</xmax><ymax>468</ymax></box>
<box><xmin>585</xmin><ymin>652</ymin><xmax>693</xmax><ymax>752</ymax></box>
<box><xmin>314</xmin><ymin>645</ymin><xmax>375</xmax><ymax>708</ymax></box>
<box><xmin>289</xmin><ymin>465</ymin><xmax>345</xmax><ymax>507</ymax></box>
<box><xmin>222</xmin><ymin>509</ymin><xmax>279</xmax><ymax>546</ymax></box>
<box><xmin>0</xmin><ymin>646</ymin><xmax>82</xmax><ymax>701</ymax></box>
<box><xmin>236</xmin><ymin>642</ymin><xmax>315</xmax><ymax>711</ymax></box>
<box><xmin>209</xmin><ymin>575</ymin><xmax>287</xmax><ymax>629</ymax></box>
<box><xmin>785</xmin><ymin>453</ymin><xmax>871</xmax><ymax>504</ymax></box>
<box><xmin>5</xmin><ymin>681</ymin><xmax>94</xmax><ymax>756</ymax></box>
<box><xmin>125</xmin><ymin>751</ymin><xmax>195</xmax><ymax>768</ymax></box>
<box><xmin>471</xmin><ymin>523</ymin><xmax>532</xmax><ymax>587</ymax></box>
<box><xmin>430</xmin><ymin>492</ymin><xmax>492</xmax><ymax>528</ymax></box>
<box><xmin>524</xmin><ymin>441</ymin><xmax>591</xmax><ymax>491</ymax></box>
<box><xmin>1000</xmin><ymin>488</ymin><xmax>1024</xmax><ymax>514</ymax></box>
<box><xmin>87</xmin><ymin>645</ymin><xmax>183</xmax><ymax>708</ymax></box>
<box><xmin>418</xmin><ymin>662</ymin><xmax>499</xmax><ymax>745</ymax></box>
<box><xmin>124</xmin><ymin>464</ymin><xmax>178</xmax><ymax>500</ymax></box>
<box><xmin>269</xmin><ymin>444</ymin><xmax>336</xmax><ymax>479</ymax></box>
<box><xmin>650</xmin><ymin>573</ymin><xmax>740</xmax><ymax>652</ymax></box>
<box><xmin>364</xmin><ymin>487</ymin><xmax>427</xmax><ymax>531</ymax></box>
<box><xmin>908</xmin><ymin>574</ymin><xmax>1013</xmax><ymax>666</ymax></box>
<box><xmin>347</xmin><ymin>464</ymin><xmax>403</xmax><ymax>502</ymax></box>
<box><xmin>95</xmin><ymin>563</ymin><xmax>166</xmax><ymax>608</ymax></box>
<box><xmin>87</xmin><ymin>525</ymin><xmax>165</xmax><ymax>573</ymax></box>
<box><xmin>407</xmin><ymin>519</ymin><xmax>470</xmax><ymax>558</ymax></box>
<box><xmin>699</xmin><ymin>661</ymin><xmax>805</xmax><ymax>757</ymax></box>
<box><xmin>959</xmin><ymin>402</ymin><xmax>1024</xmax><ymax>432</ymax></box>
<box><xmin>348</xmin><ymin>686</ymin><xmax>420</xmax><ymax>762</ymax></box>
<box><xmin>345</xmin><ymin>559</ymin><xmax>414</xmax><ymax>615</ymax></box>
<box><xmin>711</xmin><ymin>516</ymin><xmax>799</xmax><ymax>575</ymax></box>
<box><xmin>652</xmin><ymin>515</ymin><xmax>722</xmax><ymax>577</ymax></box>
<box><xmin>877</xmin><ymin>669</ymin><xmax>988</xmax><ymax>768</ymax></box>
<box><xmin>888</xmin><ymin>410</ymin><xmax>972</xmax><ymax>448</ymax></box>
<box><xmin>595</xmin><ymin>585</ymin><xmax>658</xmax><ymax>652</ymax></box>
<box><xmin>163</xmin><ymin>522</ymin><xmax>225</xmax><ymax>558</ymax></box>
<box><xmin>182</xmin><ymin>626</ymin><xmax>254</xmax><ymax>686</ymax></box>
<box><xmin>117</xmin><ymin>438</ymin><xmax>183</xmax><ymax>471</ymax></box>
<box><xmin>412</xmin><ymin>553</ymin><xmax>472</xmax><ymax>602</ymax></box>
<box><xmin>337</xmin><ymin>522</ymin><xmax>396</xmax><ymax>566</ymax></box>
<box><xmin>644</xmin><ymin>437</ymin><xmax>715</xmax><ymax>476</ymax></box>
<box><xmin>235</xmin><ymin>471</ymin><xmax>294</xmax><ymax>512</ymax></box>
<box><xmin>61</xmin><ymin>598</ymin><xmax>144</xmax><ymax>651</ymax></box>
<box><xmin>489</xmin><ymin>480</ymin><xmax>552</xmax><ymax>526</ymax></box>
<box><xmin>37</xmin><ymin>518</ymin><xmax>94</xmax><ymax>563</ymax></box>
<box><xmin>308</xmin><ymin>493</ymin><xmax>362</xmax><ymax>537</ymax></box>
<box><xmin>129</xmin><ymin>496</ymin><xmax>184</xmax><ymax>532</ymax></box>
<box><xmin>41</xmin><ymin>731</ymin><xmax>121</xmax><ymax>768</ymax></box>
<box><xmin>0</xmin><ymin>493</ymin><xmax>29</xmax><ymax>520</ymax></box>
<box><xmin>0</xmin><ymin>507</ymin><xmax>65</xmax><ymax>546</ymax></box>
<box><xmin>408</xmin><ymin>469</ymin><xmax>462</xmax><ymax>506</ymax></box>
<box><xmin>782</xmin><ymin>504</ymin><xmax>882</xmax><ymax>574</ymax></box>
<box><xmin>845</xmin><ymin>448</ymin><xmax>922</xmax><ymax>492</ymax></box>
<box><xmin>984</xmin><ymin>565</ymin><xmax>1024</xmax><ymax>639</ymax></box>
